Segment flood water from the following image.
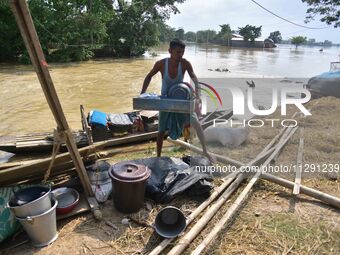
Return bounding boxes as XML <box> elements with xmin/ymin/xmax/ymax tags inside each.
<box><xmin>0</xmin><ymin>43</ymin><xmax>339</xmax><ymax>137</ymax></box>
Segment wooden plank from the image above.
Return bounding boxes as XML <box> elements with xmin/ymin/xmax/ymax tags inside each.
<box><xmin>293</xmin><ymin>127</ymin><xmax>304</xmax><ymax>195</ymax></box>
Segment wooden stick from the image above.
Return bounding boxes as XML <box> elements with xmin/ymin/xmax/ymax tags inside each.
<box><xmin>170</xmin><ymin>136</ymin><xmax>340</xmax><ymax>209</ymax></box>
<box><xmin>166</xmin><ymin>127</ymin><xmax>294</xmax><ymax>255</ymax></box>
<box><xmin>10</xmin><ymin>0</ymin><xmax>93</xmax><ymax>198</ymax></box>
<box><xmin>167</xmin><ymin>174</ymin><xmax>245</xmax><ymax>255</ymax></box>
<box><xmin>261</xmin><ymin>173</ymin><xmax>340</xmax><ymax>209</ymax></box>
<box><xmin>190</xmin><ymin>127</ymin><xmax>298</xmax><ymax>255</ymax></box>
<box><xmin>150</xmin><ymin>128</ymin><xmax>286</xmax><ymax>255</ymax></box>
<box><xmin>293</xmin><ymin>127</ymin><xmax>304</xmax><ymax>195</ymax></box>
<box><xmin>167</xmin><ymin>138</ymin><xmax>243</xmax><ymax>167</ymax></box>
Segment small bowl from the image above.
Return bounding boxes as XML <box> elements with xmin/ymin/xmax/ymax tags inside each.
<box><xmin>51</xmin><ymin>187</ymin><xmax>79</xmax><ymax>215</ymax></box>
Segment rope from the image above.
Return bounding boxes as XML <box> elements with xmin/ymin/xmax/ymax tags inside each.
<box><xmin>42</xmin><ymin>129</ymin><xmax>63</xmax><ymax>183</ymax></box>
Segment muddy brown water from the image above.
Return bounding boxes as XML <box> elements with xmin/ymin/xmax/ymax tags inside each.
<box><xmin>0</xmin><ymin>44</ymin><xmax>338</xmax><ymax>161</ymax></box>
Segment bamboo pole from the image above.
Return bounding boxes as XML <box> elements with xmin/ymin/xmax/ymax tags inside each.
<box><xmin>261</xmin><ymin>173</ymin><xmax>340</xmax><ymax>209</ymax></box>
<box><xmin>167</xmin><ymin>138</ymin><xmax>243</xmax><ymax>167</ymax></box>
<box><xmin>165</xmin><ymin>127</ymin><xmax>294</xmax><ymax>255</ymax></box>
<box><xmin>293</xmin><ymin>127</ymin><xmax>304</xmax><ymax>195</ymax></box>
<box><xmin>190</xmin><ymin>127</ymin><xmax>298</xmax><ymax>255</ymax></box>
<box><xmin>10</xmin><ymin>0</ymin><xmax>93</xmax><ymax>198</ymax></box>
<box><xmin>149</xmin><ymin>145</ymin><xmax>278</xmax><ymax>255</ymax></box>
<box><xmin>169</xmin><ymin>136</ymin><xmax>340</xmax><ymax>209</ymax></box>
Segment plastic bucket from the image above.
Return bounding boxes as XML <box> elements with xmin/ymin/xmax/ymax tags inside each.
<box><xmin>109</xmin><ymin>163</ymin><xmax>150</xmax><ymax>213</ymax></box>
<box><xmin>16</xmin><ymin>197</ymin><xmax>58</xmax><ymax>247</ymax></box>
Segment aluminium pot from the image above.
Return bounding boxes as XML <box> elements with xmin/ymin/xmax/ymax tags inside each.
<box><xmin>16</xmin><ymin>197</ymin><xmax>58</xmax><ymax>247</ymax></box>
<box><xmin>109</xmin><ymin>162</ymin><xmax>150</xmax><ymax>213</ymax></box>
<box><xmin>51</xmin><ymin>187</ymin><xmax>80</xmax><ymax>215</ymax></box>
<box><xmin>8</xmin><ymin>186</ymin><xmax>52</xmax><ymax>218</ymax></box>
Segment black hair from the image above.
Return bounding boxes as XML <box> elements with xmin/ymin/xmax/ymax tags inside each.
<box><xmin>169</xmin><ymin>38</ymin><xmax>186</xmax><ymax>49</ymax></box>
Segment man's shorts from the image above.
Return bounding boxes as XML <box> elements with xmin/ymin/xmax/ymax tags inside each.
<box><xmin>158</xmin><ymin>111</ymin><xmax>198</xmax><ymax>140</ymax></box>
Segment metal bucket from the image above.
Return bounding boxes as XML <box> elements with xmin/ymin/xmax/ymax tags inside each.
<box><xmin>154</xmin><ymin>206</ymin><xmax>186</xmax><ymax>238</ymax></box>
<box><xmin>8</xmin><ymin>186</ymin><xmax>52</xmax><ymax>218</ymax></box>
<box><xmin>16</xmin><ymin>197</ymin><xmax>58</xmax><ymax>247</ymax></box>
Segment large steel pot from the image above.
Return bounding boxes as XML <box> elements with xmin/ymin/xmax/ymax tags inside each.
<box><xmin>16</xmin><ymin>197</ymin><xmax>58</xmax><ymax>247</ymax></box>
<box><xmin>8</xmin><ymin>186</ymin><xmax>51</xmax><ymax>217</ymax></box>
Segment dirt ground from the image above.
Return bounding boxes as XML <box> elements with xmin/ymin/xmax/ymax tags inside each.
<box><xmin>3</xmin><ymin>97</ymin><xmax>340</xmax><ymax>255</ymax></box>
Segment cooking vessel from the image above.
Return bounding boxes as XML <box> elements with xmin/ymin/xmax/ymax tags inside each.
<box><xmin>51</xmin><ymin>187</ymin><xmax>79</xmax><ymax>215</ymax></box>
<box><xmin>8</xmin><ymin>186</ymin><xmax>52</xmax><ymax>217</ymax></box>
<box><xmin>16</xmin><ymin>197</ymin><xmax>58</xmax><ymax>247</ymax></box>
<box><xmin>167</xmin><ymin>83</ymin><xmax>192</xmax><ymax>100</ymax></box>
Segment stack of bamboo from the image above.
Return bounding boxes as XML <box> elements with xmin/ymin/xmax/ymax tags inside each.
<box><xmin>147</xmin><ymin>121</ymin><xmax>340</xmax><ymax>255</ymax></box>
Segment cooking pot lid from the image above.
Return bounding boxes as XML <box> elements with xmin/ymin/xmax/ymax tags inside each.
<box><xmin>111</xmin><ymin>163</ymin><xmax>150</xmax><ymax>181</ymax></box>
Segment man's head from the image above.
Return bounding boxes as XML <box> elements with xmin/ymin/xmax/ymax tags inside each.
<box><xmin>169</xmin><ymin>38</ymin><xmax>185</xmax><ymax>62</ymax></box>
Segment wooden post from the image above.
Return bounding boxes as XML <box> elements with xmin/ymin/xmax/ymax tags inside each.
<box><xmin>10</xmin><ymin>0</ymin><xmax>98</xmax><ymax>211</ymax></box>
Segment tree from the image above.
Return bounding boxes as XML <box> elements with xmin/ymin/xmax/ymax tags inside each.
<box><xmin>196</xmin><ymin>30</ymin><xmax>217</xmax><ymax>43</ymax></box>
<box><xmin>291</xmin><ymin>36</ymin><xmax>307</xmax><ymax>48</ymax></box>
<box><xmin>158</xmin><ymin>23</ymin><xmax>176</xmax><ymax>42</ymax></box>
<box><xmin>302</xmin><ymin>0</ymin><xmax>340</xmax><ymax>28</ymax></box>
<box><xmin>217</xmin><ymin>24</ymin><xmax>232</xmax><ymax>46</ymax></box>
<box><xmin>0</xmin><ymin>0</ymin><xmax>185</xmax><ymax>62</ymax></box>
<box><xmin>184</xmin><ymin>31</ymin><xmax>196</xmax><ymax>42</ymax></box>
<box><xmin>268</xmin><ymin>31</ymin><xmax>282</xmax><ymax>43</ymax></box>
<box><xmin>175</xmin><ymin>28</ymin><xmax>185</xmax><ymax>40</ymax></box>
<box><xmin>106</xmin><ymin>0</ymin><xmax>185</xmax><ymax>56</ymax></box>
<box><xmin>238</xmin><ymin>25</ymin><xmax>262</xmax><ymax>44</ymax></box>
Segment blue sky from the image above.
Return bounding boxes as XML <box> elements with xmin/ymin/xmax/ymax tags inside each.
<box><xmin>167</xmin><ymin>0</ymin><xmax>339</xmax><ymax>43</ymax></box>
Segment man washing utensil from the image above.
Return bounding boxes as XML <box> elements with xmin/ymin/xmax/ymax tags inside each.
<box><xmin>140</xmin><ymin>38</ymin><xmax>214</xmax><ymax>162</ymax></box>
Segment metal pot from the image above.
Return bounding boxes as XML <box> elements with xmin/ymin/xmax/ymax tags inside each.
<box><xmin>16</xmin><ymin>197</ymin><xmax>58</xmax><ymax>247</ymax></box>
<box><xmin>8</xmin><ymin>186</ymin><xmax>51</xmax><ymax>217</ymax></box>
<box><xmin>167</xmin><ymin>83</ymin><xmax>192</xmax><ymax>100</ymax></box>
<box><xmin>51</xmin><ymin>187</ymin><xmax>79</xmax><ymax>215</ymax></box>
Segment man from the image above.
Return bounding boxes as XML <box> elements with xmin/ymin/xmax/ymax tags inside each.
<box><xmin>141</xmin><ymin>38</ymin><xmax>213</xmax><ymax>162</ymax></box>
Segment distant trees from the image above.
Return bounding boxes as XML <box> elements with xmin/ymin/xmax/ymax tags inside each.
<box><xmin>302</xmin><ymin>0</ymin><xmax>340</xmax><ymax>28</ymax></box>
<box><xmin>196</xmin><ymin>30</ymin><xmax>217</xmax><ymax>43</ymax></box>
<box><xmin>184</xmin><ymin>31</ymin><xmax>196</xmax><ymax>42</ymax></box>
<box><xmin>268</xmin><ymin>31</ymin><xmax>282</xmax><ymax>43</ymax></box>
<box><xmin>238</xmin><ymin>25</ymin><xmax>262</xmax><ymax>44</ymax></box>
<box><xmin>175</xmin><ymin>28</ymin><xmax>185</xmax><ymax>40</ymax></box>
<box><xmin>291</xmin><ymin>36</ymin><xmax>307</xmax><ymax>48</ymax></box>
<box><xmin>217</xmin><ymin>24</ymin><xmax>232</xmax><ymax>46</ymax></box>
<box><xmin>158</xmin><ymin>23</ymin><xmax>176</xmax><ymax>42</ymax></box>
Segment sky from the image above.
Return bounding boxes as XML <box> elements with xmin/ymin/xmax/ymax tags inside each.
<box><xmin>166</xmin><ymin>0</ymin><xmax>340</xmax><ymax>43</ymax></box>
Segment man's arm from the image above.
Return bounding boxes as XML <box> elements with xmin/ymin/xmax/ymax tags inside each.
<box><xmin>140</xmin><ymin>61</ymin><xmax>161</xmax><ymax>94</ymax></box>
<box><xmin>186</xmin><ymin>60</ymin><xmax>200</xmax><ymax>100</ymax></box>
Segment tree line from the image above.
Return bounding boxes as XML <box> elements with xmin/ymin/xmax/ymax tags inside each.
<box><xmin>0</xmin><ymin>0</ymin><xmax>338</xmax><ymax>63</ymax></box>
<box><xmin>159</xmin><ymin>24</ymin><xmax>285</xmax><ymax>45</ymax></box>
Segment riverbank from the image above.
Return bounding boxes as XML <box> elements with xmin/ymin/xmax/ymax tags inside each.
<box><xmin>3</xmin><ymin>96</ymin><xmax>339</xmax><ymax>254</ymax></box>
